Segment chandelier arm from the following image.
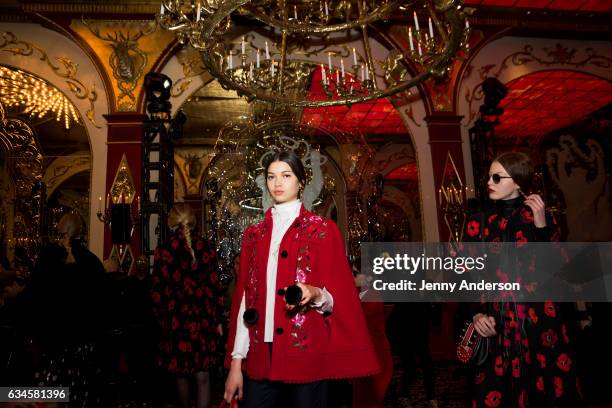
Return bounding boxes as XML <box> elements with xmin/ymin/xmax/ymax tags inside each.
<box><xmin>278</xmin><ymin>0</ymin><xmax>289</xmax><ymax>94</ymax></box>
<box><xmin>243</xmin><ymin>0</ymin><xmax>408</xmax><ymax>34</ymax></box>
<box><xmin>427</xmin><ymin>0</ymin><xmax>448</xmax><ymax>44</ymax></box>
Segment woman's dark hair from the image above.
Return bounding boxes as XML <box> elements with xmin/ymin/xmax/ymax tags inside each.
<box><xmin>263</xmin><ymin>150</ymin><xmax>307</xmax><ymax>187</ymax></box>
<box><xmin>493</xmin><ymin>151</ymin><xmax>534</xmax><ymax>193</ymax></box>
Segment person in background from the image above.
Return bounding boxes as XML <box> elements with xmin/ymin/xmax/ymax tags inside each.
<box><xmin>151</xmin><ymin>204</ymin><xmax>224</xmax><ymax>408</ymax></box>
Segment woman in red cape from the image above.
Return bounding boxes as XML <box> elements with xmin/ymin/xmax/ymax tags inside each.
<box><xmin>223</xmin><ymin>150</ymin><xmax>379</xmax><ymax>408</ymax></box>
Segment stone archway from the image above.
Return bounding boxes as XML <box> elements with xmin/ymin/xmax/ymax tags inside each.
<box><xmin>0</xmin><ymin>24</ymin><xmax>111</xmax><ymax>257</ymax></box>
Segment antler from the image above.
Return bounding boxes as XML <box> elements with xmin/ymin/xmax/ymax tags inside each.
<box><xmin>81</xmin><ymin>18</ymin><xmax>119</xmax><ymax>42</ymax></box>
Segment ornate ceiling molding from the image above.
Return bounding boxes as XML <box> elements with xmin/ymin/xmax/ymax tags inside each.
<box><xmin>70</xmin><ymin>19</ymin><xmax>175</xmax><ymax>111</ymax></box>
<box><xmin>0</xmin><ymin>31</ymin><xmax>101</xmax><ymax>128</ymax></box>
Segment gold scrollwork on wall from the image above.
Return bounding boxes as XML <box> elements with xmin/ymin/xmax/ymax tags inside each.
<box><xmin>172</xmin><ymin>47</ymin><xmax>210</xmax><ymax>98</ymax></box>
<box><xmin>0</xmin><ymin>31</ymin><xmax>101</xmax><ymax>128</ymax></box>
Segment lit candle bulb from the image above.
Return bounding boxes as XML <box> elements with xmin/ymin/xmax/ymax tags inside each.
<box><xmin>228</xmin><ymin>54</ymin><xmax>232</xmax><ymax>70</ymax></box>
<box><xmin>106</xmin><ymin>193</ymin><xmax>110</xmax><ymax>209</ymax></box>
<box><xmin>327</xmin><ymin>52</ymin><xmax>332</xmax><ymax>71</ymax></box>
<box><xmin>265</xmin><ymin>41</ymin><xmax>270</xmax><ymax>59</ymax></box>
<box><xmin>294</xmin><ymin>5</ymin><xmax>298</xmax><ymax>19</ymax></box>
<box><xmin>413</xmin><ymin>11</ymin><xmax>420</xmax><ymax>31</ymax></box>
<box><xmin>160</xmin><ymin>3</ymin><xmax>164</xmax><ymax>15</ymax></box>
<box><xmin>241</xmin><ymin>36</ymin><xmax>245</xmax><ymax>55</ymax></box>
<box><xmin>408</xmin><ymin>27</ymin><xmax>414</xmax><ymax>51</ymax></box>
<box><xmin>365</xmin><ymin>65</ymin><xmax>369</xmax><ymax>80</ymax></box>
<box><xmin>360</xmin><ymin>64</ymin><xmax>365</xmax><ymax>81</ymax></box>
<box><xmin>324</xmin><ymin>1</ymin><xmax>329</xmax><ymax>16</ymax></box>
<box><xmin>340</xmin><ymin>58</ymin><xmax>345</xmax><ymax>78</ymax></box>
<box><xmin>429</xmin><ymin>17</ymin><xmax>434</xmax><ymax>39</ymax></box>
<box><xmin>249</xmin><ymin>62</ymin><xmax>254</xmax><ymax>79</ymax></box>
<box><xmin>465</xmin><ymin>19</ymin><xmax>470</xmax><ymax>29</ymax></box>
<box><xmin>438</xmin><ymin>188</ymin><xmax>441</xmax><ymax>203</ymax></box>
<box><xmin>320</xmin><ymin>64</ymin><xmax>326</xmax><ymax>84</ymax></box>
<box><xmin>336</xmin><ymin>69</ymin><xmax>339</xmax><ymax>84</ymax></box>
<box><xmin>196</xmin><ymin>2</ymin><xmax>201</xmax><ymax>21</ymax></box>
<box><xmin>352</xmin><ymin>48</ymin><xmax>357</xmax><ymax>66</ymax></box>
<box><xmin>137</xmin><ymin>195</ymin><xmax>141</xmax><ymax>212</ymax></box>
<box><xmin>417</xmin><ymin>41</ymin><xmax>422</xmax><ymax>56</ymax></box>
<box><xmin>98</xmin><ymin>196</ymin><xmax>102</xmax><ymax>212</ymax></box>
<box><xmin>256</xmin><ymin>49</ymin><xmax>260</xmax><ymax>68</ymax></box>
<box><xmin>270</xmin><ymin>60</ymin><xmax>275</xmax><ymax>76</ymax></box>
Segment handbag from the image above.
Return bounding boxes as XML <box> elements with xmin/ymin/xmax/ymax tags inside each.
<box><xmin>456</xmin><ymin>321</ymin><xmax>489</xmax><ymax>366</ymax></box>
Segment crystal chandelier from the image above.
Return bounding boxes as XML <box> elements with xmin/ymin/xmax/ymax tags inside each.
<box><xmin>158</xmin><ymin>0</ymin><xmax>470</xmax><ymax>107</ymax></box>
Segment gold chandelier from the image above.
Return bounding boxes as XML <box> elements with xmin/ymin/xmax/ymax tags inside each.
<box><xmin>158</xmin><ymin>0</ymin><xmax>470</xmax><ymax>107</ymax></box>
<box><xmin>0</xmin><ymin>66</ymin><xmax>80</xmax><ymax>129</ymax></box>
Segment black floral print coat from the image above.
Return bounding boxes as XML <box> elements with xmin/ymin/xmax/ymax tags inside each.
<box><xmin>464</xmin><ymin>197</ymin><xmax>581</xmax><ymax>408</ymax></box>
<box><xmin>151</xmin><ymin>226</ymin><xmax>225</xmax><ymax>374</ymax></box>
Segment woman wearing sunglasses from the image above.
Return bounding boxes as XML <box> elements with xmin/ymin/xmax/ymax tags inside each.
<box><xmin>465</xmin><ymin>152</ymin><xmax>580</xmax><ymax>408</ymax></box>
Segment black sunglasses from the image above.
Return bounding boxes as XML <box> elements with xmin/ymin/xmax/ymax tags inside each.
<box><xmin>487</xmin><ymin>174</ymin><xmax>513</xmax><ymax>184</ymax></box>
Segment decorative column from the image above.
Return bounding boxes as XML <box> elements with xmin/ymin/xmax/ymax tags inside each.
<box><xmin>103</xmin><ymin>112</ymin><xmax>146</xmax><ymax>272</ymax></box>
<box><xmin>425</xmin><ymin>113</ymin><xmax>467</xmax><ymax>361</ymax></box>
<box><xmin>425</xmin><ymin>113</ymin><xmax>467</xmax><ymax>242</ymax></box>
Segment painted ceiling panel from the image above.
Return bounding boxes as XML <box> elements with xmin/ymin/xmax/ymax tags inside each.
<box><xmin>496</xmin><ymin>70</ymin><xmax>612</xmax><ymax>139</ymax></box>
<box><xmin>302</xmin><ymin>69</ymin><xmax>406</xmax><ymax>134</ymax></box>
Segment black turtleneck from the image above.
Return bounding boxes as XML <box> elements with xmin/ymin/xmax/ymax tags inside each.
<box><xmin>495</xmin><ymin>196</ymin><xmax>524</xmax><ymax>212</ymax></box>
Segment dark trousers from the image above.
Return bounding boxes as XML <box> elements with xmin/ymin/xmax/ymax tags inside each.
<box><xmin>242</xmin><ymin>376</ymin><xmax>329</xmax><ymax>408</ymax></box>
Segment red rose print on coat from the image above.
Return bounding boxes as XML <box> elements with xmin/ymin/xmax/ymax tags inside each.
<box><xmin>554</xmin><ymin>376</ymin><xmax>564</xmax><ymax>398</ymax></box>
<box><xmin>536</xmin><ymin>376</ymin><xmax>545</xmax><ymax>392</ymax></box>
<box><xmin>518</xmin><ymin>390</ymin><xmax>527</xmax><ymax>408</ymax></box>
<box><xmin>556</xmin><ymin>353</ymin><xmax>572</xmax><ymax>372</ymax></box>
<box><xmin>528</xmin><ymin>307</ymin><xmax>538</xmax><ymax>324</ymax></box>
<box><xmin>467</xmin><ymin>220</ymin><xmax>480</xmax><ymax>237</ymax></box>
<box><xmin>515</xmin><ymin>230</ymin><xmax>527</xmax><ymax>247</ymax></box>
<box><xmin>494</xmin><ymin>356</ymin><xmax>505</xmax><ymax>376</ymax></box>
<box><xmin>475</xmin><ymin>371</ymin><xmax>486</xmax><ymax>384</ymax></box>
<box><xmin>544</xmin><ymin>301</ymin><xmax>556</xmax><ymax>318</ymax></box>
<box><xmin>168</xmin><ymin>358</ymin><xmax>178</xmax><ymax>372</ymax></box>
<box><xmin>499</xmin><ymin>218</ymin><xmax>508</xmax><ymax>231</ymax></box>
<box><xmin>562</xmin><ymin>324</ymin><xmax>570</xmax><ymax>343</ymax></box>
<box><xmin>520</xmin><ymin>208</ymin><xmax>534</xmax><ymax>224</ymax></box>
<box><xmin>536</xmin><ymin>353</ymin><xmax>547</xmax><ymax>368</ymax></box>
<box><xmin>541</xmin><ymin>329</ymin><xmax>558</xmax><ymax>347</ymax></box>
<box><xmin>512</xmin><ymin>357</ymin><xmax>521</xmax><ymax>378</ymax></box>
<box><xmin>484</xmin><ymin>390</ymin><xmax>502</xmax><ymax>408</ymax></box>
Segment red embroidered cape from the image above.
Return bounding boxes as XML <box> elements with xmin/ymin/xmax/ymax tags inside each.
<box><xmin>225</xmin><ymin>205</ymin><xmax>380</xmax><ymax>383</ymax></box>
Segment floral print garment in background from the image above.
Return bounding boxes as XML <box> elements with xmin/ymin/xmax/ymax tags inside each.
<box><xmin>151</xmin><ymin>226</ymin><xmax>225</xmax><ymax>374</ymax></box>
<box><xmin>465</xmin><ymin>197</ymin><xmax>581</xmax><ymax>408</ymax></box>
